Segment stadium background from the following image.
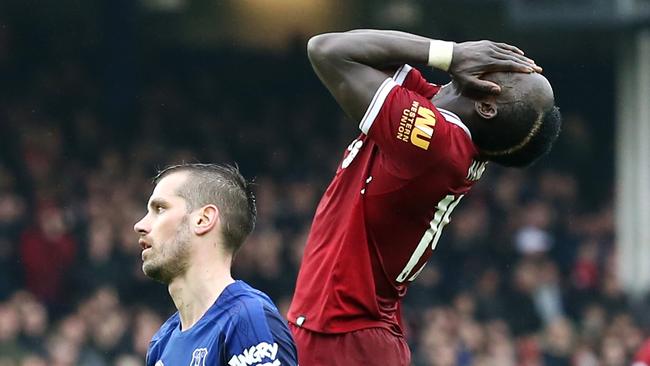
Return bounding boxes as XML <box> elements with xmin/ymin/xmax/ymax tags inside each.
<box><xmin>0</xmin><ymin>0</ymin><xmax>648</xmax><ymax>365</ymax></box>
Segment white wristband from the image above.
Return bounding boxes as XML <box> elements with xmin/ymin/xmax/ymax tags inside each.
<box><xmin>427</xmin><ymin>40</ymin><xmax>454</xmax><ymax>71</ymax></box>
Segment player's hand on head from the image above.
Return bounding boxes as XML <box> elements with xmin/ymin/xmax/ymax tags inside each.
<box><xmin>449</xmin><ymin>40</ymin><xmax>543</xmax><ymax>95</ymax></box>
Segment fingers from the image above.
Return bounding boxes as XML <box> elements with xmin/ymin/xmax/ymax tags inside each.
<box><xmin>496</xmin><ymin>49</ymin><xmax>537</xmax><ymax>67</ymax></box>
<box><xmin>492</xmin><ymin>49</ymin><xmax>543</xmax><ymax>73</ymax></box>
<box><xmin>495</xmin><ymin>42</ymin><xmax>525</xmax><ymax>56</ymax></box>
<box><xmin>490</xmin><ymin>42</ymin><xmax>543</xmax><ymax>73</ymax></box>
<box><xmin>461</xmin><ymin>76</ymin><xmax>502</xmax><ymax>95</ymax></box>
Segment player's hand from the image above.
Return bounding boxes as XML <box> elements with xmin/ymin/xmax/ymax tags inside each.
<box><xmin>449</xmin><ymin>40</ymin><xmax>543</xmax><ymax>95</ymax></box>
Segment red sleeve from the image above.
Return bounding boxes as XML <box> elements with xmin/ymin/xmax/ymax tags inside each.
<box><xmin>358</xmin><ymin>75</ymin><xmax>475</xmax><ymax>178</ymax></box>
<box><xmin>392</xmin><ymin>64</ymin><xmax>440</xmax><ymax>99</ymax></box>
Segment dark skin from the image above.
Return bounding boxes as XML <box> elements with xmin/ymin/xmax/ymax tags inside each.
<box><xmin>431</xmin><ymin>71</ymin><xmax>554</xmax><ymax>139</ymax></box>
<box><xmin>307</xmin><ymin>29</ymin><xmax>552</xmax><ymax>140</ymax></box>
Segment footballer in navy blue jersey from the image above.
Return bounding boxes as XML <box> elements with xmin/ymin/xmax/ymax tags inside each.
<box><xmin>134</xmin><ymin>164</ymin><xmax>297</xmax><ymax>366</ymax></box>
<box><xmin>147</xmin><ymin>281</ymin><xmax>297</xmax><ymax>366</ymax></box>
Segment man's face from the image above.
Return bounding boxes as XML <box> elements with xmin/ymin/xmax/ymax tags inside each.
<box><xmin>133</xmin><ymin>172</ymin><xmax>192</xmax><ymax>284</ymax></box>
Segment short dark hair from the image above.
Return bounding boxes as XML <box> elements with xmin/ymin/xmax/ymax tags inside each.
<box><xmin>478</xmin><ymin>104</ymin><xmax>562</xmax><ymax>168</ymax></box>
<box><xmin>153</xmin><ymin>163</ymin><xmax>256</xmax><ymax>254</ymax></box>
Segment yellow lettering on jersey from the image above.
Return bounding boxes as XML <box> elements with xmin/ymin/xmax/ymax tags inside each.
<box><xmin>396</xmin><ymin>100</ymin><xmax>419</xmax><ymax>143</ymax></box>
<box><xmin>410</xmin><ymin>106</ymin><xmax>436</xmax><ymax>150</ymax></box>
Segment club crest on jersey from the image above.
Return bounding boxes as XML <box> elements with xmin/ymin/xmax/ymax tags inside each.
<box><xmin>189</xmin><ymin>348</ymin><xmax>208</xmax><ymax>366</ymax></box>
<box><xmin>396</xmin><ymin>100</ymin><xmax>436</xmax><ymax>150</ymax></box>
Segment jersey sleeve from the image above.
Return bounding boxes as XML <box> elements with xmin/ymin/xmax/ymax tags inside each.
<box><xmin>145</xmin><ymin>314</ymin><xmax>177</xmax><ymax>366</ymax></box>
<box><xmin>224</xmin><ymin>301</ymin><xmax>298</xmax><ymax>366</ymax></box>
<box><xmin>358</xmin><ymin>71</ymin><xmax>474</xmax><ymax>178</ymax></box>
<box><xmin>392</xmin><ymin>64</ymin><xmax>440</xmax><ymax>98</ymax></box>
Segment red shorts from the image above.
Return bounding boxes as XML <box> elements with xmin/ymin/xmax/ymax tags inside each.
<box><xmin>289</xmin><ymin>324</ymin><xmax>411</xmax><ymax>366</ymax></box>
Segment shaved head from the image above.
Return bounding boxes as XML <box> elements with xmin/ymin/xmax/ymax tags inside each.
<box><xmin>486</xmin><ymin>72</ymin><xmax>554</xmax><ymax>111</ymax></box>
<box><xmin>472</xmin><ymin>72</ymin><xmax>561</xmax><ymax>167</ymax></box>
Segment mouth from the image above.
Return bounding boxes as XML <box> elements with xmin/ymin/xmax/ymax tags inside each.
<box><xmin>139</xmin><ymin>239</ymin><xmax>152</xmax><ymax>250</ymax></box>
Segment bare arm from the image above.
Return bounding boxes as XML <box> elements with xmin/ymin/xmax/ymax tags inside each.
<box><xmin>307</xmin><ymin>29</ymin><xmax>541</xmax><ymax>122</ymax></box>
<box><xmin>347</xmin><ymin>29</ymin><xmax>440</xmax><ymax>43</ymax></box>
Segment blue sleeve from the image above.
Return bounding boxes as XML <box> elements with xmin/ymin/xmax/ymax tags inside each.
<box><xmin>224</xmin><ymin>300</ymin><xmax>298</xmax><ymax>366</ymax></box>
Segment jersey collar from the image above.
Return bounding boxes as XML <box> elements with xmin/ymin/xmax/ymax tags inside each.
<box><xmin>437</xmin><ymin>108</ymin><xmax>472</xmax><ymax>140</ymax></box>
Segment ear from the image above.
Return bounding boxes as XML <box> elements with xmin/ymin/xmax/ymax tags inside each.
<box><xmin>192</xmin><ymin>205</ymin><xmax>219</xmax><ymax>236</ymax></box>
<box><xmin>475</xmin><ymin>101</ymin><xmax>498</xmax><ymax>120</ymax></box>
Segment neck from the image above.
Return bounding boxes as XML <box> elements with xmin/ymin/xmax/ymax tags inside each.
<box><xmin>168</xmin><ymin>254</ymin><xmax>234</xmax><ymax>331</ymax></box>
<box><xmin>431</xmin><ymin>83</ymin><xmax>481</xmax><ymax>137</ymax></box>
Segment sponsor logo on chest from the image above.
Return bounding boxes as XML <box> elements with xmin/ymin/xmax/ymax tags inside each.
<box><xmin>397</xmin><ymin>100</ymin><xmax>437</xmax><ymax>150</ymax></box>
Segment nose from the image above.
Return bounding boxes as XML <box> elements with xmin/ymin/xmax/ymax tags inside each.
<box><xmin>133</xmin><ymin>215</ymin><xmax>149</xmax><ymax>235</ymax></box>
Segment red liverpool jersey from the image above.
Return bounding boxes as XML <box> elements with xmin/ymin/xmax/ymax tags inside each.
<box><xmin>288</xmin><ymin>65</ymin><xmax>487</xmax><ymax>335</ymax></box>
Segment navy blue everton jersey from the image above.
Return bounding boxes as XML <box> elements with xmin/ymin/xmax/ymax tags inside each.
<box><xmin>146</xmin><ymin>280</ymin><xmax>298</xmax><ymax>366</ymax></box>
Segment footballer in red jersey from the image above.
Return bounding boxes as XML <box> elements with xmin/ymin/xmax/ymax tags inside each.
<box><xmin>288</xmin><ymin>29</ymin><xmax>561</xmax><ymax>366</ymax></box>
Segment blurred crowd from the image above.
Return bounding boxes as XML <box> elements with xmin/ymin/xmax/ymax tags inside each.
<box><xmin>0</xmin><ymin>19</ymin><xmax>648</xmax><ymax>366</ymax></box>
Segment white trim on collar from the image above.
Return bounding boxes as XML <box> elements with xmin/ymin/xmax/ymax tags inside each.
<box><xmin>438</xmin><ymin>108</ymin><xmax>472</xmax><ymax>140</ymax></box>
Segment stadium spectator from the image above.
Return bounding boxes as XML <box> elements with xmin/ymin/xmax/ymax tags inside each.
<box><xmin>19</xmin><ymin>203</ymin><xmax>76</xmax><ymax>312</ymax></box>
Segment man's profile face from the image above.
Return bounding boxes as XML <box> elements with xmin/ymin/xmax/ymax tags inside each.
<box><xmin>133</xmin><ymin>172</ymin><xmax>192</xmax><ymax>284</ymax></box>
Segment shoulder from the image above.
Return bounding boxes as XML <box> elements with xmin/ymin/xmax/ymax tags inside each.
<box><xmin>219</xmin><ymin>281</ymin><xmax>294</xmax><ymax>344</ymax></box>
<box><xmin>151</xmin><ymin>312</ymin><xmax>179</xmax><ymax>342</ymax></box>
<box><xmin>146</xmin><ymin>312</ymin><xmax>179</xmax><ymax>363</ymax></box>
<box><xmin>220</xmin><ymin>282</ymin><xmax>298</xmax><ymax>365</ymax></box>
<box><xmin>221</xmin><ymin>281</ymin><xmax>282</xmax><ymax>328</ymax></box>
